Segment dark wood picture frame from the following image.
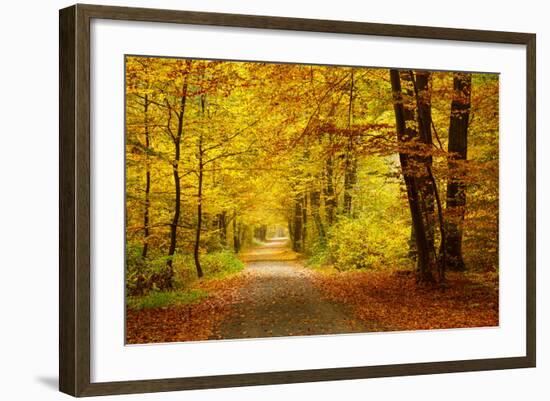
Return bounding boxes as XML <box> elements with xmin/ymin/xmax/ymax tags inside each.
<box><xmin>59</xmin><ymin>3</ymin><xmax>536</xmax><ymax>397</ymax></box>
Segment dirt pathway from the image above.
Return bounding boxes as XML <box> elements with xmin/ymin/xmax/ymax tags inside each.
<box><xmin>211</xmin><ymin>239</ymin><xmax>370</xmax><ymax>340</ymax></box>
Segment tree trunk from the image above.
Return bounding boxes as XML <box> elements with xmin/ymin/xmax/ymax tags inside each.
<box><xmin>239</xmin><ymin>222</ymin><xmax>247</xmax><ymax>249</ymax></box>
<box><xmin>287</xmin><ymin>218</ymin><xmax>293</xmax><ymax>244</ymax></box>
<box><xmin>193</xmin><ymin>96</ymin><xmax>206</xmax><ymax>279</ymax></box>
<box><xmin>310</xmin><ymin>187</ymin><xmax>326</xmax><ymax>245</ymax></box>
<box><xmin>343</xmin><ymin>156</ymin><xmax>357</xmax><ymax>217</ymax></box>
<box><xmin>343</xmin><ymin>69</ymin><xmax>356</xmax><ymax>217</ymax></box>
<box><xmin>410</xmin><ymin>71</ymin><xmax>435</xmax><ymax>250</ymax></box>
<box><xmin>408</xmin><ymin>226</ymin><xmax>417</xmax><ymax>260</ymax></box>
<box><xmin>260</xmin><ymin>225</ymin><xmax>267</xmax><ymax>241</ymax></box>
<box><xmin>165</xmin><ymin>71</ymin><xmax>190</xmax><ymax>289</ymax></box>
<box><xmin>411</xmin><ymin>71</ymin><xmax>447</xmax><ymax>282</ymax></box>
<box><xmin>301</xmin><ymin>193</ymin><xmax>307</xmax><ymax>250</ymax></box>
<box><xmin>444</xmin><ymin>73</ymin><xmax>471</xmax><ymax>271</ymax></box>
<box><xmin>193</xmin><ymin>149</ymin><xmax>204</xmax><ymax>278</ymax></box>
<box><xmin>390</xmin><ymin>69</ymin><xmax>436</xmax><ymax>284</ymax></box>
<box><xmin>292</xmin><ymin>194</ymin><xmax>303</xmax><ymax>252</ymax></box>
<box><xmin>141</xmin><ymin>94</ymin><xmax>151</xmax><ymax>259</ymax></box>
<box><xmin>324</xmin><ymin>153</ymin><xmax>336</xmax><ymax>225</ymax></box>
<box><xmin>218</xmin><ymin>211</ymin><xmax>227</xmax><ymax>246</ymax></box>
<box><xmin>233</xmin><ymin>210</ymin><xmax>240</xmax><ymax>253</ymax></box>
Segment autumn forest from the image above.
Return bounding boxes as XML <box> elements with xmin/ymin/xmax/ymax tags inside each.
<box><xmin>125</xmin><ymin>56</ymin><xmax>499</xmax><ymax>344</ymax></box>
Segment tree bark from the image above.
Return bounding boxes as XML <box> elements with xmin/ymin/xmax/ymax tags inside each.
<box><xmin>292</xmin><ymin>194</ymin><xmax>304</xmax><ymax>252</ymax></box>
<box><xmin>408</xmin><ymin>226</ymin><xmax>417</xmax><ymax>260</ymax></box>
<box><xmin>165</xmin><ymin>69</ymin><xmax>190</xmax><ymax>289</ymax></box>
<box><xmin>287</xmin><ymin>218</ymin><xmax>294</xmax><ymax>244</ymax></box>
<box><xmin>343</xmin><ymin>156</ymin><xmax>357</xmax><ymax>217</ymax></box>
<box><xmin>301</xmin><ymin>193</ymin><xmax>307</xmax><ymax>250</ymax></box>
<box><xmin>409</xmin><ymin>71</ymin><xmax>435</xmax><ymax>250</ymax></box>
<box><xmin>141</xmin><ymin>94</ymin><xmax>151</xmax><ymax>259</ymax></box>
<box><xmin>193</xmin><ymin>96</ymin><xmax>206</xmax><ymax>278</ymax></box>
<box><xmin>310</xmin><ymin>187</ymin><xmax>326</xmax><ymax>245</ymax></box>
<box><xmin>343</xmin><ymin>69</ymin><xmax>356</xmax><ymax>217</ymax></box>
<box><xmin>260</xmin><ymin>225</ymin><xmax>267</xmax><ymax>241</ymax></box>
<box><xmin>324</xmin><ymin>152</ymin><xmax>336</xmax><ymax>225</ymax></box>
<box><xmin>233</xmin><ymin>210</ymin><xmax>240</xmax><ymax>253</ymax></box>
<box><xmin>410</xmin><ymin>71</ymin><xmax>447</xmax><ymax>282</ymax></box>
<box><xmin>390</xmin><ymin>69</ymin><xmax>436</xmax><ymax>284</ymax></box>
<box><xmin>218</xmin><ymin>211</ymin><xmax>227</xmax><ymax>246</ymax></box>
<box><xmin>444</xmin><ymin>73</ymin><xmax>471</xmax><ymax>271</ymax></box>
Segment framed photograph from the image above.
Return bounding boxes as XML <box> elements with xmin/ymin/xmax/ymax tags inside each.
<box><xmin>59</xmin><ymin>4</ymin><xmax>536</xmax><ymax>397</ymax></box>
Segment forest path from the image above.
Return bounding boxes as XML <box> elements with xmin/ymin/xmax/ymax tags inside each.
<box><xmin>212</xmin><ymin>238</ymin><xmax>370</xmax><ymax>340</ymax></box>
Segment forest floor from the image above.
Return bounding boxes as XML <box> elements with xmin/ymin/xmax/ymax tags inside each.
<box><xmin>126</xmin><ymin>239</ymin><xmax>498</xmax><ymax>344</ymax></box>
<box><xmin>211</xmin><ymin>239</ymin><xmax>376</xmax><ymax>339</ymax></box>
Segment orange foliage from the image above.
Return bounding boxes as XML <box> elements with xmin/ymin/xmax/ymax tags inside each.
<box><xmin>311</xmin><ymin>270</ymin><xmax>498</xmax><ymax>331</ymax></box>
<box><xmin>126</xmin><ymin>274</ymin><xmax>252</xmax><ymax>344</ymax></box>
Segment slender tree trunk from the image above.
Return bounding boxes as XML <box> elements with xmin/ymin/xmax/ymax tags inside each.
<box><xmin>260</xmin><ymin>225</ymin><xmax>267</xmax><ymax>241</ymax></box>
<box><xmin>324</xmin><ymin>152</ymin><xmax>336</xmax><ymax>225</ymax></box>
<box><xmin>343</xmin><ymin>69</ymin><xmax>356</xmax><ymax>217</ymax></box>
<box><xmin>390</xmin><ymin>69</ymin><xmax>436</xmax><ymax>284</ymax></box>
<box><xmin>141</xmin><ymin>94</ymin><xmax>151</xmax><ymax>259</ymax></box>
<box><xmin>301</xmin><ymin>193</ymin><xmax>307</xmax><ymax>250</ymax></box>
<box><xmin>165</xmin><ymin>71</ymin><xmax>190</xmax><ymax>289</ymax></box>
<box><xmin>292</xmin><ymin>194</ymin><xmax>303</xmax><ymax>252</ymax></box>
<box><xmin>193</xmin><ymin>96</ymin><xmax>206</xmax><ymax>278</ymax></box>
<box><xmin>444</xmin><ymin>73</ymin><xmax>471</xmax><ymax>271</ymax></box>
<box><xmin>218</xmin><ymin>211</ymin><xmax>227</xmax><ymax>246</ymax></box>
<box><xmin>193</xmin><ymin>149</ymin><xmax>204</xmax><ymax>278</ymax></box>
<box><xmin>239</xmin><ymin>222</ymin><xmax>247</xmax><ymax>249</ymax></box>
<box><xmin>233</xmin><ymin>210</ymin><xmax>240</xmax><ymax>253</ymax></box>
<box><xmin>343</xmin><ymin>156</ymin><xmax>357</xmax><ymax>217</ymax></box>
<box><xmin>287</xmin><ymin>218</ymin><xmax>294</xmax><ymax>244</ymax></box>
<box><xmin>310</xmin><ymin>187</ymin><xmax>326</xmax><ymax>245</ymax></box>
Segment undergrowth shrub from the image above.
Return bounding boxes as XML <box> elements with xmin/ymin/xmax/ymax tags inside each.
<box><xmin>309</xmin><ymin>215</ymin><xmax>409</xmax><ymax>271</ymax></box>
<box><xmin>200</xmin><ymin>250</ymin><xmax>244</xmax><ymax>277</ymax></box>
<box><xmin>126</xmin><ymin>243</ymin><xmax>244</xmax><ymax>296</ymax></box>
<box><xmin>126</xmin><ymin>242</ymin><xmax>174</xmax><ymax>296</ymax></box>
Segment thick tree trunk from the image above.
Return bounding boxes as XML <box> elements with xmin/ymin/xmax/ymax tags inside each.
<box><xmin>390</xmin><ymin>69</ymin><xmax>436</xmax><ymax>284</ymax></box>
<box><xmin>444</xmin><ymin>73</ymin><xmax>471</xmax><ymax>271</ymax></box>
<box><xmin>409</xmin><ymin>227</ymin><xmax>417</xmax><ymax>260</ymax></box>
<box><xmin>411</xmin><ymin>71</ymin><xmax>435</xmax><ymax>250</ymax></box>
<box><xmin>411</xmin><ymin>71</ymin><xmax>447</xmax><ymax>282</ymax></box>
<box><xmin>141</xmin><ymin>94</ymin><xmax>151</xmax><ymax>259</ymax></box>
<box><xmin>165</xmin><ymin>73</ymin><xmax>190</xmax><ymax>289</ymax></box>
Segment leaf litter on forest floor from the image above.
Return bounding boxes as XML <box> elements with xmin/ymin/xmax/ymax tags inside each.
<box><xmin>310</xmin><ymin>269</ymin><xmax>498</xmax><ymax>331</ymax></box>
<box><xmin>126</xmin><ymin>273</ymin><xmax>254</xmax><ymax>344</ymax></box>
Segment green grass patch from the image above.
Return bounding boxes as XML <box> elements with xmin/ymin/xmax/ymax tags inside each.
<box><xmin>170</xmin><ymin>250</ymin><xmax>245</xmax><ymax>288</ymax></box>
<box><xmin>200</xmin><ymin>250</ymin><xmax>245</xmax><ymax>278</ymax></box>
<box><xmin>127</xmin><ymin>288</ymin><xmax>209</xmax><ymax>310</ymax></box>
